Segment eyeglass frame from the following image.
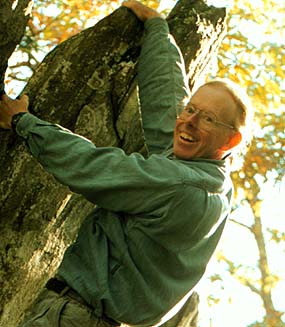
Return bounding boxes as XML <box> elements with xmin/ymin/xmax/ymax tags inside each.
<box><xmin>177</xmin><ymin>104</ymin><xmax>236</xmax><ymax>131</ymax></box>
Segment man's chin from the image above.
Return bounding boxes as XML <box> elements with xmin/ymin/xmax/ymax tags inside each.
<box><xmin>173</xmin><ymin>148</ymin><xmax>195</xmax><ymax>161</ymax></box>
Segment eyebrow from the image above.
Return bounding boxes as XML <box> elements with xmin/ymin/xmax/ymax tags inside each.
<box><xmin>188</xmin><ymin>102</ymin><xmax>217</xmax><ymax>116</ymax></box>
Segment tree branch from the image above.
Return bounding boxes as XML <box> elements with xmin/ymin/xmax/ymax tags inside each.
<box><xmin>0</xmin><ymin>0</ymin><xmax>33</xmax><ymax>94</ymax></box>
<box><xmin>237</xmin><ymin>277</ymin><xmax>262</xmax><ymax>297</ymax></box>
<box><xmin>229</xmin><ymin>217</ymin><xmax>253</xmax><ymax>232</ymax></box>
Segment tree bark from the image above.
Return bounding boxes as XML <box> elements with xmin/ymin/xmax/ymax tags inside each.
<box><xmin>161</xmin><ymin>292</ymin><xmax>200</xmax><ymax>327</ymax></box>
<box><xmin>0</xmin><ymin>1</ymin><xmax>226</xmax><ymax>326</ymax></box>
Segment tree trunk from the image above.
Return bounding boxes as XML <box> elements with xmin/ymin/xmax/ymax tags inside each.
<box><xmin>0</xmin><ymin>1</ymin><xmax>226</xmax><ymax>326</ymax></box>
<box><xmin>161</xmin><ymin>292</ymin><xmax>200</xmax><ymax>327</ymax></box>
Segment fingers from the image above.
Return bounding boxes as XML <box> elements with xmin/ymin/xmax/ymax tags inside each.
<box><xmin>1</xmin><ymin>94</ymin><xmax>9</xmax><ymax>103</ymax></box>
<box><xmin>122</xmin><ymin>0</ymin><xmax>160</xmax><ymax>22</ymax></box>
<box><xmin>0</xmin><ymin>95</ymin><xmax>12</xmax><ymax>129</ymax></box>
<box><xmin>1</xmin><ymin>94</ymin><xmax>29</xmax><ymax>110</ymax></box>
<box><xmin>122</xmin><ymin>1</ymin><xmax>131</xmax><ymax>8</ymax></box>
<box><xmin>0</xmin><ymin>95</ymin><xmax>11</xmax><ymax>113</ymax></box>
<box><xmin>19</xmin><ymin>94</ymin><xmax>29</xmax><ymax>107</ymax></box>
<box><xmin>1</xmin><ymin>94</ymin><xmax>16</xmax><ymax>106</ymax></box>
<box><xmin>0</xmin><ymin>94</ymin><xmax>29</xmax><ymax>114</ymax></box>
<box><xmin>0</xmin><ymin>93</ymin><xmax>30</xmax><ymax>130</ymax></box>
<box><xmin>122</xmin><ymin>1</ymin><xmax>135</xmax><ymax>8</ymax></box>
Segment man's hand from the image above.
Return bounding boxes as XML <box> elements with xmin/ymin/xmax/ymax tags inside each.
<box><xmin>0</xmin><ymin>94</ymin><xmax>29</xmax><ymax>130</ymax></box>
<box><xmin>122</xmin><ymin>0</ymin><xmax>160</xmax><ymax>22</ymax></box>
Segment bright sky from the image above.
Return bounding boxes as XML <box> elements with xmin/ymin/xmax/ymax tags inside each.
<box><xmin>196</xmin><ymin>176</ymin><xmax>285</xmax><ymax>327</ymax></box>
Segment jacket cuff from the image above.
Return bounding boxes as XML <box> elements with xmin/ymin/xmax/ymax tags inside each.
<box><xmin>11</xmin><ymin>112</ymin><xmax>28</xmax><ymax>133</ymax></box>
<box><xmin>144</xmin><ymin>16</ymin><xmax>169</xmax><ymax>32</ymax></box>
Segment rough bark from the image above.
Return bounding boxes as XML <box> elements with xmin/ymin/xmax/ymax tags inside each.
<box><xmin>0</xmin><ymin>1</ymin><xmax>226</xmax><ymax>326</ymax></box>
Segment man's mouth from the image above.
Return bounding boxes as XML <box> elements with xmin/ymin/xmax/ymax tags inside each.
<box><xmin>179</xmin><ymin>132</ymin><xmax>197</xmax><ymax>143</ymax></box>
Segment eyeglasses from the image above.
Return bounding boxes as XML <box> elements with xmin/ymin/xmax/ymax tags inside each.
<box><xmin>177</xmin><ymin>105</ymin><xmax>236</xmax><ymax>131</ymax></box>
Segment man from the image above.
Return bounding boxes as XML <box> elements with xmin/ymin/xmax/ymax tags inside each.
<box><xmin>0</xmin><ymin>1</ymin><xmax>252</xmax><ymax>326</ymax></box>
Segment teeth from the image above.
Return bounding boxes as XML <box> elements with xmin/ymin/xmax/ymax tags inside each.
<box><xmin>180</xmin><ymin>132</ymin><xmax>196</xmax><ymax>142</ymax></box>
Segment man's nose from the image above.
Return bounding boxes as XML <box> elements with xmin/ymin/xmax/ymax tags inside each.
<box><xmin>185</xmin><ymin>111</ymin><xmax>200</xmax><ymax>125</ymax></box>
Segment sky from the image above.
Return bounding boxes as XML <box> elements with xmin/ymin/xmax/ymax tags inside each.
<box><xmin>196</xmin><ymin>176</ymin><xmax>285</xmax><ymax>326</ymax></box>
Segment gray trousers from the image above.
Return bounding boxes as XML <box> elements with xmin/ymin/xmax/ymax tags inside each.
<box><xmin>19</xmin><ymin>289</ymin><xmax>118</xmax><ymax>327</ymax></box>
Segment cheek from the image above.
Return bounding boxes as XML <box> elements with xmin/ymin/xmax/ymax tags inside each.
<box><xmin>175</xmin><ymin>118</ymin><xmax>181</xmax><ymax>129</ymax></box>
<box><xmin>208</xmin><ymin>132</ymin><xmax>229</xmax><ymax>150</ymax></box>
<box><xmin>173</xmin><ymin>119</ymin><xmax>181</xmax><ymax>137</ymax></box>
<box><xmin>201</xmin><ymin>131</ymin><xmax>226</xmax><ymax>150</ymax></box>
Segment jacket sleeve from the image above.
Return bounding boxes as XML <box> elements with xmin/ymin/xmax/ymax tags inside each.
<box><xmin>138</xmin><ymin>17</ymin><xmax>190</xmax><ymax>154</ymax></box>
<box><xmin>15</xmin><ymin>113</ymin><xmax>183</xmax><ymax>215</ymax></box>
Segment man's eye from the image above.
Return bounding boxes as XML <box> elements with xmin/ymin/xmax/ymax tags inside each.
<box><xmin>203</xmin><ymin>114</ymin><xmax>215</xmax><ymax>123</ymax></box>
<box><xmin>186</xmin><ymin>106</ymin><xmax>195</xmax><ymax>114</ymax></box>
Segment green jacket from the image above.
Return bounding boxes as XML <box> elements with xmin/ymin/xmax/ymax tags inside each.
<box><xmin>16</xmin><ymin>18</ymin><xmax>233</xmax><ymax>326</ymax></box>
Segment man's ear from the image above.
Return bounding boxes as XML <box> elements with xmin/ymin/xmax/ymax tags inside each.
<box><xmin>221</xmin><ymin>131</ymin><xmax>242</xmax><ymax>151</ymax></box>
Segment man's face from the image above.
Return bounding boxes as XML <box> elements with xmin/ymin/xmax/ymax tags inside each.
<box><xmin>173</xmin><ymin>84</ymin><xmax>239</xmax><ymax>160</ymax></box>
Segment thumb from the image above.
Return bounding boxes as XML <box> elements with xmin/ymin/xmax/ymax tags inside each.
<box><xmin>18</xmin><ymin>94</ymin><xmax>29</xmax><ymax>110</ymax></box>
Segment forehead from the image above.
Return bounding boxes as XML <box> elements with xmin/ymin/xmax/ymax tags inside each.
<box><xmin>190</xmin><ymin>85</ymin><xmax>237</xmax><ymax>120</ymax></box>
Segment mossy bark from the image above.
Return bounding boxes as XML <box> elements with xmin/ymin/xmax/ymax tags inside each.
<box><xmin>0</xmin><ymin>1</ymin><xmax>226</xmax><ymax>326</ymax></box>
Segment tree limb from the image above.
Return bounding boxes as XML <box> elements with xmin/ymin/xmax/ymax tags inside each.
<box><xmin>0</xmin><ymin>0</ymin><xmax>33</xmax><ymax>94</ymax></box>
<box><xmin>229</xmin><ymin>217</ymin><xmax>253</xmax><ymax>232</ymax></box>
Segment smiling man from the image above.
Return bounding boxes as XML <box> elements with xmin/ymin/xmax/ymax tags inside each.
<box><xmin>173</xmin><ymin>82</ymin><xmax>244</xmax><ymax>161</ymax></box>
<box><xmin>0</xmin><ymin>1</ymin><xmax>252</xmax><ymax>327</ymax></box>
